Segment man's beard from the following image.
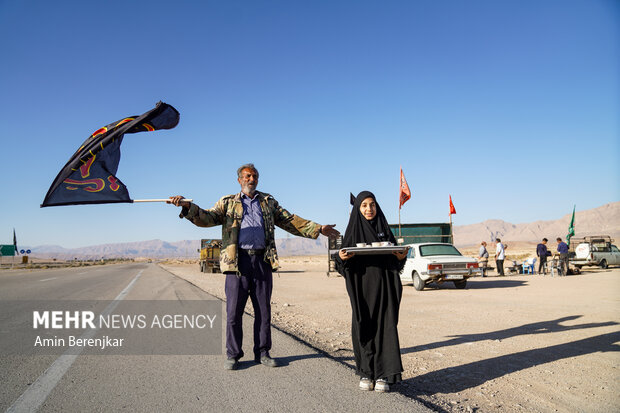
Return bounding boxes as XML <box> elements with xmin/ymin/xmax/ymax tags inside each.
<box><xmin>241</xmin><ymin>183</ymin><xmax>257</xmax><ymax>196</ymax></box>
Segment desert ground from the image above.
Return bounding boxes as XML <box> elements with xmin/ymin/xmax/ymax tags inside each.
<box><xmin>160</xmin><ymin>248</ymin><xmax>619</xmax><ymax>413</ymax></box>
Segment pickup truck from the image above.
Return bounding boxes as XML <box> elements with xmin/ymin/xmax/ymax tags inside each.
<box><xmin>400</xmin><ymin>243</ymin><xmax>481</xmax><ymax>290</ymax></box>
<box><xmin>570</xmin><ymin>236</ymin><xmax>619</xmax><ymax>269</ymax></box>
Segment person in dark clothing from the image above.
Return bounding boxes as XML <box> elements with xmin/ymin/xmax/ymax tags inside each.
<box><xmin>557</xmin><ymin>237</ymin><xmax>569</xmax><ymax>276</ymax></box>
<box><xmin>495</xmin><ymin>238</ymin><xmax>506</xmax><ymax>276</ymax></box>
<box><xmin>335</xmin><ymin>191</ymin><xmax>408</xmax><ymax>393</ymax></box>
<box><xmin>478</xmin><ymin>241</ymin><xmax>489</xmax><ymax>277</ymax></box>
<box><xmin>536</xmin><ymin>238</ymin><xmax>549</xmax><ymax>275</ymax></box>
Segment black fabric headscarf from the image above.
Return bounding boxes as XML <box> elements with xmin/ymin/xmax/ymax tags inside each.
<box><xmin>341</xmin><ymin>191</ymin><xmax>397</xmax><ymax>248</ymax></box>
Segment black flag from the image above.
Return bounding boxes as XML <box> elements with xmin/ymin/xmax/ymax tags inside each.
<box><xmin>41</xmin><ymin>102</ymin><xmax>179</xmax><ymax>207</ymax></box>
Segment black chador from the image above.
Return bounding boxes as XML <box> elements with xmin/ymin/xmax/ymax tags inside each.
<box><xmin>335</xmin><ymin>191</ymin><xmax>404</xmax><ymax>384</ymax></box>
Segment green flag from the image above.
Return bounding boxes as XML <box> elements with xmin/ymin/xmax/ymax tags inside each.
<box><xmin>566</xmin><ymin>205</ymin><xmax>575</xmax><ymax>246</ymax></box>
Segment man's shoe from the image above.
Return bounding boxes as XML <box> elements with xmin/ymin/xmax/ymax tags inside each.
<box><xmin>256</xmin><ymin>355</ymin><xmax>279</xmax><ymax>367</ymax></box>
<box><xmin>374</xmin><ymin>378</ymin><xmax>390</xmax><ymax>392</ymax></box>
<box><xmin>225</xmin><ymin>358</ymin><xmax>239</xmax><ymax>370</ymax></box>
<box><xmin>359</xmin><ymin>377</ymin><xmax>374</xmax><ymax>391</ymax></box>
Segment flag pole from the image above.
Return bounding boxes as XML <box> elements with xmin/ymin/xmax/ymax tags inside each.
<box><xmin>398</xmin><ymin>166</ymin><xmax>401</xmax><ymax>237</ymax></box>
<box><xmin>449</xmin><ymin>212</ymin><xmax>453</xmax><ymax>244</ymax></box>
<box><xmin>133</xmin><ymin>199</ymin><xmax>193</xmax><ymax>203</ymax></box>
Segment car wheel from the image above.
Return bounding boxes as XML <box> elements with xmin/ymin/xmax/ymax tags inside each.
<box><xmin>413</xmin><ymin>271</ymin><xmax>425</xmax><ymax>291</ymax></box>
<box><xmin>600</xmin><ymin>259</ymin><xmax>608</xmax><ymax>269</ymax></box>
<box><xmin>453</xmin><ymin>280</ymin><xmax>467</xmax><ymax>289</ymax></box>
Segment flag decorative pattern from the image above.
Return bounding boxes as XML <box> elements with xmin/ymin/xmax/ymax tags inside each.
<box><xmin>41</xmin><ymin>102</ymin><xmax>179</xmax><ymax>207</ymax></box>
<box><xmin>449</xmin><ymin>195</ymin><xmax>456</xmax><ymax>215</ymax></box>
<box><xmin>399</xmin><ymin>168</ymin><xmax>411</xmax><ymax>209</ymax></box>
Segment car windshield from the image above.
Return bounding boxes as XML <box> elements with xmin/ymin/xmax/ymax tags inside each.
<box><xmin>419</xmin><ymin>244</ymin><xmax>462</xmax><ymax>257</ymax></box>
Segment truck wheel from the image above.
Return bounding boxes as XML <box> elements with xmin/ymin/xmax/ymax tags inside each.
<box><xmin>453</xmin><ymin>280</ymin><xmax>467</xmax><ymax>289</ymax></box>
<box><xmin>600</xmin><ymin>260</ymin><xmax>608</xmax><ymax>269</ymax></box>
<box><xmin>413</xmin><ymin>271</ymin><xmax>425</xmax><ymax>291</ymax></box>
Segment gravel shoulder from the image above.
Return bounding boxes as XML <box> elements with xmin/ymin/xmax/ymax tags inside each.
<box><xmin>160</xmin><ymin>257</ymin><xmax>620</xmax><ymax>413</ymax></box>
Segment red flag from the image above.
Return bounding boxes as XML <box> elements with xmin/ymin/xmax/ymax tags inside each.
<box><xmin>449</xmin><ymin>195</ymin><xmax>456</xmax><ymax>215</ymax></box>
<box><xmin>399</xmin><ymin>168</ymin><xmax>411</xmax><ymax>209</ymax></box>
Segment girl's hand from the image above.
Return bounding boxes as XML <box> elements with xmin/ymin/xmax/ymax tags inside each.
<box><xmin>393</xmin><ymin>249</ymin><xmax>408</xmax><ymax>260</ymax></box>
<box><xmin>339</xmin><ymin>249</ymin><xmax>355</xmax><ymax>260</ymax></box>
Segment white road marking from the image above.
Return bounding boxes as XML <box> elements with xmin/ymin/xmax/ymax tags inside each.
<box><xmin>39</xmin><ymin>278</ymin><xmax>57</xmax><ymax>282</ymax></box>
<box><xmin>6</xmin><ymin>270</ymin><xmax>144</xmax><ymax>413</ymax></box>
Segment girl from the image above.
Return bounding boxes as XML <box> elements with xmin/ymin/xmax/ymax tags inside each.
<box><xmin>335</xmin><ymin>191</ymin><xmax>407</xmax><ymax>392</ymax></box>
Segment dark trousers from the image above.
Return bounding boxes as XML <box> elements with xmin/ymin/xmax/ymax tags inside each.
<box><xmin>496</xmin><ymin>259</ymin><xmax>504</xmax><ymax>275</ymax></box>
<box><xmin>224</xmin><ymin>250</ymin><xmax>273</xmax><ymax>360</ymax></box>
<box><xmin>538</xmin><ymin>256</ymin><xmax>547</xmax><ymax>274</ymax></box>
<box><xmin>559</xmin><ymin>253</ymin><xmax>569</xmax><ymax>276</ymax></box>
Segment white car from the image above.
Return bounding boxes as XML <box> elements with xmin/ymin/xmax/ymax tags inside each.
<box><xmin>400</xmin><ymin>243</ymin><xmax>481</xmax><ymax>290</ymax></box>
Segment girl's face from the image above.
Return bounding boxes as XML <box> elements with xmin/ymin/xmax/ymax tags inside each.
<box><xmin>360</xmin><ymin>197</ymin><xmax>377</xmax><ymax>220</ymax></box>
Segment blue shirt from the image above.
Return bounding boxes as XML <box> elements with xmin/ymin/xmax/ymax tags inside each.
<box><xmin>557</xmin><ymin>241</ymin><xmax>569</xmax><ymax>254</ymax></box>
<box><xmin>238</xmin><ymin>193</ymin><xmax>266</xmax><ymax>249</ymax></box>
<box><xmin>536</xmin><ymin>243</ymin><xmax>548</xmax><ymax>257</ymax></box>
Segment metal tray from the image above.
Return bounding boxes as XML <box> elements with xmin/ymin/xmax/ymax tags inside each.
<box><xmin>340</xmin><ymin>246</ymin><xmax>409</xmax><ymax>255</ymax></box>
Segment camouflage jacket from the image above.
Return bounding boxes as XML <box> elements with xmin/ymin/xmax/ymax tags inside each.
<box><xmin>180</xmin><ymin>191</ymin><xmax>321</xmax><ymax>273</ymax></box>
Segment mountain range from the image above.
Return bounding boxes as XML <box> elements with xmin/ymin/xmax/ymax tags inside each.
<box><xmin>453</xmin><ymin>201</ymin><xmax>620</xmax><ymax>247</ymax></box>
<box><xmin>20</xmin><ymin>201</ymin><xmax>619</xmax><ymax>259</ymax></box>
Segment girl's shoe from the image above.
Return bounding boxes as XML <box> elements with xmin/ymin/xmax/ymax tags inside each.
<box><xmin>375</xmin><ymin>378</ymin><xmax>389</xmax><ymax>392</ymax></box>
<box><xmin>359</xmin><ymin>377</ymin><xmax>374</xmax><ymax>391</ymax></box>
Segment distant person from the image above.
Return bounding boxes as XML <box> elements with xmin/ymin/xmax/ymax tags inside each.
<box><xmin>335</xmin><ymin>191</ymin><xmax>408</xmax><ymax>393</ymax></box>
<box><xmin>495</xmin><ymin>238</ymin><xmax>505</xmax><ymax>276</ymax></box>
<box><xmin>556</xmin><ymin>237</ymin><xmax>569</xmax><ymax>276</ymax></box>
<box><xmin>536</xmin><ymin>238</ymin><xmax>549</xmax><ymax>275</ymax></box>
<box><xmin>478</xmin><ymin>241</ymin><xmax>489</xmax><ymax>277</ymax></box>
<box><xmin>168</xmin><ymin>163</ymin><xmax>340</xmax><ymax>370</ymax></box>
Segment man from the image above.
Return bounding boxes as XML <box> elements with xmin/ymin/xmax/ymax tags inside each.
<box><xmin>495</xmin><ymin>238</ymin><xmax>505</xmax><ymax>276</ymax></box>
<box><xmin>169</xmin><ymin>164</ymin><xmax>340</xmax><ymax>370</ymax></box>
<box><xmin>478</xmin><ymin>241</ymin><xmax>489</xmax><ymax>277</ymax></box>
<box><xmin>556</xmin><ymin>237</ymin><xmax>569</xmax><ymax>276</ymax></box>
<box><xmin>536</xmin><ymin>238</ymin><xmax>549</xmax><ymax>275</ymax></box>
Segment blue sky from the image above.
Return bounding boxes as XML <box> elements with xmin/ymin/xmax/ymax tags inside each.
<box><xmin>0</xmin><ymin>0</ymin><xmax>618</xmax><ymax>249</ymax></box>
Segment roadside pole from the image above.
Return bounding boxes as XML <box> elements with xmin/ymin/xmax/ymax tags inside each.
<box><xmin>449</xmin><ymin>213</ymin><xmax>453</xmax><ymax>244</ymax></box>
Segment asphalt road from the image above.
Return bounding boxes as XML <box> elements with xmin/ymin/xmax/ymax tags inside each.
<box><xmin>0</xmin><ymin>263</ymin><xmax>431</xmax><ymax>413</ymax></box>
